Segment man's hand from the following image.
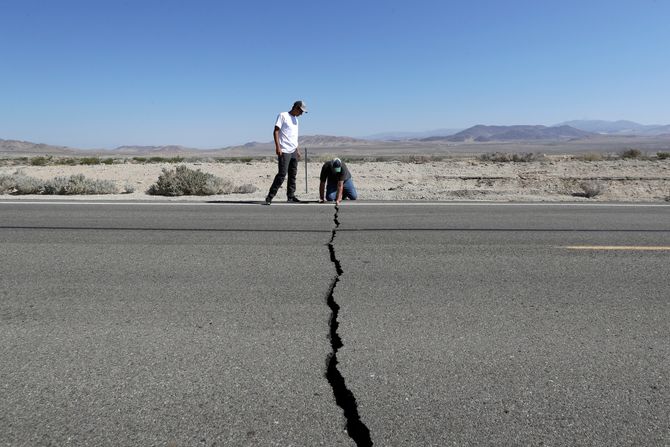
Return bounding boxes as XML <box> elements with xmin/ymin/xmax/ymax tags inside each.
<box><xmin>275</xmin><ymin>147</ymin><xmax>282</xmax><ymax>157</ymax></box>
<box><xmin>296</xmin><ymin>149</ymin><xmax>302</xmax><ymax>161</ymax></box>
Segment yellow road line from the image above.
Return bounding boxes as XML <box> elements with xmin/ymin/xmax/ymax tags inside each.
<box><xmin>563</xmin><ymin>246</ymin><xmax>670</xmax><ymax>251</ymax></box>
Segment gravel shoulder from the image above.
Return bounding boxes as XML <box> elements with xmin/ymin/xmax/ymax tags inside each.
<box><xmin>1</xmin><ymin>157</ymin><xmax>669</xmax><ymax>202</ymax></box>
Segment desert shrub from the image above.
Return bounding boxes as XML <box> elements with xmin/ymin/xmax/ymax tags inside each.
<box><xmin>480</xmin><ymin>152</ymin><xmax>541</xmax><ymax>163</ymax></box>
<box><xmin>621</xmin><ymin>149</ymin><xmax>642</xmax><ymax>159</ymax></box>
<box><xmin>42</xmin><ymin>174</ymin><xmax>118</xmax><ymax>195</ymax></box>
<box><xmin>576</xmin><ymin>152</ymin><xmax>603</xmax><ymax>162</ymax></box>
<box><xmin>123</xmin><ymin>182</ymin><xmax>136</xmax><ymax>193</ymax></box>
<box><xmin>1</xmin><ymin>172</ymin><xmax>117</xmax><ymax>195</ymax></box>
<box><xmin>30</xmin><ymin>156</ymin><xmax>50</xmax><ymax>166</ymax></box>
<box><xmin>5</xmin><ymin>173</ymin><xmax>43</xmax><ymax>194</ymax></box>
<box><xmin>579</xmin><ymin>181</ymin><xmax>606</xmax><ymax>198</ymax></box>
<box><xmin>657</xmin><ymin>151</ymin><xmax>670</xmax><ymax>160</ymax></box>
<box><xmin>79</xmin><ymin>157</ymin><xmax>101</xmax><ymax>165</ymax></box>
<box><xmin>132</xmin><ymin>157</ymin><xmax>147</xmax><ymax>163</ymax></box>
<box><xmin>16</xmin><ymin>175</ymin><xmax>44</xmax><ymax>194</ymax></box>
<box><xmin>147</xmin><ymin>165</ymin><xmax>234</xmax><ymax>196</ymax></box>
<box><xmin>0</xmin><ymin>175</ymin><xmax>15</xmax><ymax>193</ymax></box>
<box><xmin>54</xmin><ymin>158</ymin><xmax>79</xmax><ymax>166</ymax></box>
<box><xmin>101</xmin><ymin>158</ymin><xmax>115</xmax><ymax>165</ymax></box>
<box><xmin>142</xmin><ymin>156</ymin><xmax>184</xmax><ymax>163</ymax></box>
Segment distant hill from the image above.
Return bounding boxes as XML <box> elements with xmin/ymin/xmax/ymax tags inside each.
<box><xmin>298</xmin><ymin>135</ymin><xmax>371</xmax><ymax>146</ymax></box>
<box><xmin>558</xmin><ymin>120</ymin><xmax>670</xmax><ymax>136</ymax></box>
<box><xmin>363</xmin><ymin>128</ymin><xmax>464</xmax><ymax>141</ymax></box>
<box><xmin>110</xmin><ymin>145</ymin><xmax>203</xmax><ymax>155</ymax></box>
<box><xmin>422</xmin><ymin>125</ymin><xmax>593</xmax><ymax>142</ymax></box>
<box><xmin>0</xmin><ymin>138</ymin><xmax>78</xmax><ymax>155</ymax></box>
<box><xmin>3</xmin><ymin>128</ymin><xmax>670</xmax><ymax>158</ymax></box>
<box><xmin>218</xmin><ymin>135</ymin><xmax>373</xmax><ymax>156</ymax></box>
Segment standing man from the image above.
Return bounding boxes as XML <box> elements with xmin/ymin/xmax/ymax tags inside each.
<box><xmin>319</xmin><ymin>158</ymin><xmax>358</xmax><ymax>205</ymax></box>
<box><xmin>265</xmin><ymin>100</ymin><xmax>307</xmax><ymax>205</ymax></box>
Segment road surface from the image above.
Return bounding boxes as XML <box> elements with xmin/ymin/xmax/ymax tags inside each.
<box><xmin>1</xmin><ymin>202</ymin><xmax>668</xmax><ymax>446</ymax></box>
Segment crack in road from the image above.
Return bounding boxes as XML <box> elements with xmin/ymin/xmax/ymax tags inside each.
<box><xmin>325</xmin><ymin>205</ymin><xmax>374</xmax><ymax>447</ymax></box>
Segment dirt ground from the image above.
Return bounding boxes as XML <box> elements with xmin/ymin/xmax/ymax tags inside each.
<box><xmin>1</xmin><ymin>157</ymin><xmax>669</xmax><ymax>202</ymax></box>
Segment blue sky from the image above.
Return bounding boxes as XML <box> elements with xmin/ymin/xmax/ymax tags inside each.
<box><xmin>1</xmin><ymin>0</ymin><xmax>669</xmax><ymax>148</ymax></box>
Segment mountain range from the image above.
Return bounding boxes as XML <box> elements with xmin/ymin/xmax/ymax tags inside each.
<box><xmin>2</xmin><ymin>120</ymin><xmax>669</xmax><ymax>156</ymax></box>
<box><xmin>420</xmin><ymin>125</ymin><xmax>593</xmax><ymax>142</ymax></box>
<box><xmin>556</xmin><ymin>120</ymin><xmax>670</xmax><ymax>136</ymax></box>
<box><xmin>363</xmin><ymin>128</ymin><xmax>464</xmax><ymax>140</ymax></box>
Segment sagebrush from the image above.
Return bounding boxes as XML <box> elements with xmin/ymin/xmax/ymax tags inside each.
<box><xmin>621</xmin><ymin>149</ymin><xmax>642</xmax><ymax>159</ymax></box>
<box><xmin>42</xmin><ymin>174</ymin><xmax>118</xmax><ymax>194</ymax></box>
<box><xmin>0</xmin><ymin>172</ymin><xmax>118</xmax><ymax>195</ymax></box>
<box><xmin>147</xmin><ymin>165</ymin><xmax>256</xmax><ymax>196</ymax></box>
<box><xmin>479</xmin><ymin>152</ymin><xmax>543</xmax><ymax>163</ymax></box>
<box><xmin>579</xmin><ymin>181</ymin><xmax>606</xmax><ymax>198</ymax></box>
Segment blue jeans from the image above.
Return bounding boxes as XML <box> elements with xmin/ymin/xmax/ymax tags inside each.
<box><xmin>326</xmin><ymin>178</ymin><xmax>358</xmax><ymax>201</ymax></box>
<box><xmin>267</xmin><ymin>152</ymin><xmax>298</xmax><ymax>199</ymax></box>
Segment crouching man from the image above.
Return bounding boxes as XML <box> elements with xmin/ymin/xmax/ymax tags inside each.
<box><xmin>319</xmin><ymin>158</ymin><xmax>358</xmax><ymax>205</ymax></box>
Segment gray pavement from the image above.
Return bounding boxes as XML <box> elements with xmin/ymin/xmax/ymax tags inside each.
<box><xmin>1</xmin><ymin>202</ymin><xmax>669</xmax><ymax>446</ymax></box>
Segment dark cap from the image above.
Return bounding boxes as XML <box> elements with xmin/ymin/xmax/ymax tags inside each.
<box><xmin>333</xmin><ymin>158</ymin><xmax>342</xmax><ymax>173</ymax></box>
<box><xmin>293</xmin><ymin>100</ymin><xmax>308</xmax><ymax>113</ymax></box>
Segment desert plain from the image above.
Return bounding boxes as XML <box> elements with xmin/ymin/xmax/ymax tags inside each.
<box><xmin>1</xmin><ymin>155</ymin><xmax>669</xmax><ymax>202</ymax></box>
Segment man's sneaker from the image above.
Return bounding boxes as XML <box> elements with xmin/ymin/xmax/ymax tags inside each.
<box><xmin>264</xmin><ymin>196</ymin><xmax>272</xmax><ymax>205</ymax></box>
<box><xmin>287</xmin><ymin>196</ymin><xmax>302</xmax><ymax>203</ymax></box>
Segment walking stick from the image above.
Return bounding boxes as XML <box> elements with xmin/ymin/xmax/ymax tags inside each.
<box><xmin>304</xmin><ymin>147</ymin><xmax>308</xmax><ymax>194</ymax></box>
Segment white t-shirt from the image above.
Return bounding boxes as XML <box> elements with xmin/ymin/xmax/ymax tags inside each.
<box><xmin>275</xmin><ymin>111</ymin><xmax>299</xmax><ymax>153</ymax></box>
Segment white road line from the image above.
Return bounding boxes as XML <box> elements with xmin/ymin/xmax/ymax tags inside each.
<box><xmin>1</xmin><ymin>201</ymin><xmax>669</xmax><ymax>207</ymax></box>
<box><xmin>562</xmin><ymin>246</ymin><xmax>670</xmax><ymax>251</ymax></box>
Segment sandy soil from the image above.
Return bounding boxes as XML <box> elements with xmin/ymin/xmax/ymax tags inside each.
<box><xmin>1</xmin><ymin>157</ymin><xmax>669</xmax><ymax>202</ymax></box>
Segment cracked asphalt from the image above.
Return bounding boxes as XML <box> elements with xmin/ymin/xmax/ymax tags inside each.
<box><xmin>1</xmin><ymin>202</ymin><xmax>669</xmax><ymax>446</ymax></box>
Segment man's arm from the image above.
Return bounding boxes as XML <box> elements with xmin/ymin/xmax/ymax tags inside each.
<box><xmin>336</xmin><ymin>180</ymin><xmax>344</xmax><ymax>205</ymax></box>
<box><xmin>273</xmin><ymin>126</ymin><xmax>281</xmax><ymax>156</ymax></box>
<box><xmin>319</xmin><ymin>180</ymin><xmax>326</xmax><ymax>202</ymax></box>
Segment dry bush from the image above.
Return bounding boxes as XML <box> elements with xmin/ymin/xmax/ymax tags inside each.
<box><xmin>480</xmin><ymin>152</ymin><xmax>543</xmax><ymax>163</ymax></box>
<box><xmin>576</xmin><ymin>152</ymin><xmax>603</xmax><ymax>162</ymax></box>
<box><xmin>54</xmin><ymin>158</ymin><xmax>79</xmax><ymax>166</ymax></box>
<box><xmin>0</xmin><ymin>172</ymin><xmax>116</xmax><ymax>195</ymax></box>
<box><xmin>42</xmin><ymin>174</ymin><xmax>118</xmax><ymax>194</ymax></box>
<box><xmin>657</xmin><ymin>151</ymin><xmax>670</xmax><ymax>160</ymax></box>
<box><xmin>30</xmin><ymin>156</ymin><xmax>50</xmax><ymax>166</ymax></box>
<box><xmin>621</xmin><ymin>149</ymin><xmax>642</xmax><ymax>159</ymax></box>
<box><xmin>147</xmin><ymin>165</ymin><xmax>244</xmax><ymax>196</ymax></box>
<box><xmin>579</xmin><ymin>181</ymin><xmax>606</xmax><ymax>198</ymax></box>
<box><xmin>79</xmin><ymin>157</ymin><xmax>101</xmax><ymax>165</ymax></box>
<box><xmin>3</xmin><ymin>172</ymin><xmax>43</xmax><ymax>194</ymax></box>
<box><xmin>0</xmin><ymin>174</ymin><xmax>16</xmax><ymax>193</ymax></box>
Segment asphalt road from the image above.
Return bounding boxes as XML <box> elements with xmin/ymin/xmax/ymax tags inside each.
<box><xmin>1</xmin><ymin>202</ymin><xmax>669</xmax><ymax>446</ymax></box>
